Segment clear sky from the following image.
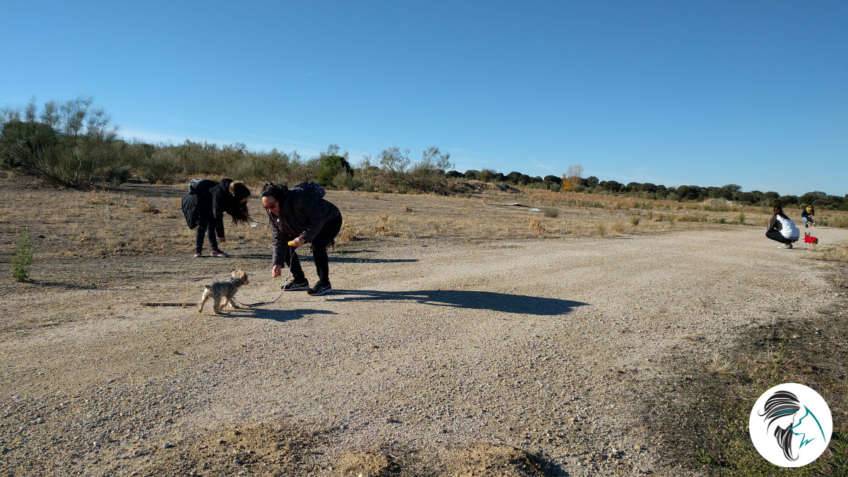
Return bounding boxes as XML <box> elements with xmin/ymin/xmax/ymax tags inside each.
<box><xmin>2</xmin><ymin>0</ymin><xmax>846</xmax><ymax>195</ymax></box>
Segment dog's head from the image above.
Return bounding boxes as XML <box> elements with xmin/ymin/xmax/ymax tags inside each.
<box><xmin>230</xmin><ymin>269</ymin><xmax>249</xmax><ymax>286</ymax></box>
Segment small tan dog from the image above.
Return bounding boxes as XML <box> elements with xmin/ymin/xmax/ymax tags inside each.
<box><xmin>198</xmin><ymin>269</ymin><xmax>249</xmax><ymax>315</ymax></box>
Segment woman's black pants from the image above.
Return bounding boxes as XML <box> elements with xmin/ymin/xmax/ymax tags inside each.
<box><xmin>766</xmin><ymin>229</ymin><xmax>793</xmax><ymax>245</ymax></box>
<box><xmin>287</xmin><ymin>214</ymin><xmax>343</xmax><ymax>284</ymax></box>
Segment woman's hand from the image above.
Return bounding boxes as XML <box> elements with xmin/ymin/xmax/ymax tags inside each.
<box><xmin>288</xmin><ymin>236</ymin><xmax>305</xmax><ymax>249</ymax></box>
<box><xmin>272</xmin><ymin>264</ymin><xmax>282</xmax><ymax>278</ymax></box>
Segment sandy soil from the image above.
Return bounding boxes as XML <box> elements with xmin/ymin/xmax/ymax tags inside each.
<box><xmin>2</xmin><ymin>212</ymin><xmax>847</xmax><ymax>475</ymax></box>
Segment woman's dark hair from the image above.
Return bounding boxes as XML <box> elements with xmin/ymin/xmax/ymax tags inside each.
<box><xmin>261</xmin><ymin>182</ymin><xmax>288</xmax><ymax>202</ymax></box>
<box><xmin>230</xmin><ymin>181</ymin><xmax>251</xmax><ymax>201</ymax></box>
<box><xmin>227</xmin><ymin>181</ymin><xmax>252</xmax><ymax>224</ymax></box>
<box><xmin>759</xmin><ymin>390</ymin><xmax>800</xmax><ymax>461</ymax></box>
<box><xmin>773</xmin><ymin>205</ymin><xmax>789</xmax><ymax>220</ymax></box>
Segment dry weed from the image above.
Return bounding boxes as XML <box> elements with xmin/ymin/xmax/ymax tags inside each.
<box><xmin>138</xmin><ymin>200</ymin><xmax>160</xmax><ymax>214</ymax></box>
<box><xmin>596</xmin><ymin>223</ymin><xmax>607</xmax><ymax>237</ymax></box>
<box><xmin>336</xmin><ymin>223</ymin><xmax>360</xmax><ymax>244</ymax></box>
<box><xmin>611</xmin><ymin>222</ymin><xmax>626</xmax><ymax>234</ymax></box>
<box><xmin>529</xmin><ymin>218</ymin><xmax>545</xmax><ymax>236</ymax></box>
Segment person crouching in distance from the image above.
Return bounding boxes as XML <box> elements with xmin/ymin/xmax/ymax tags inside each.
<box><xmin>766</xmin><ymin>205</ymin><xmax>800</xmax><ymax>249</ymax></box>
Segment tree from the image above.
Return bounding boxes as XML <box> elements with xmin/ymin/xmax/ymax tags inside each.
<box><xmin>316</xmin><ymin>152</ymin><xmax>352</xmax><ymax>186</ymax></box>
<box><xmin>421</xmin><ymin>146</ymin><xmax>452</xmax><ymax>171</ymax></box>
<box><xmin>0</xmin><ymin>120</ymin><xmax>59</xmax><ymax>170</ymax></box>
<box><xmin>40</xmin><ymin>101</ymin><xmax>59</xmax><ymax>129</ymax></box>
<box><xmin>379</xmin><ymin>147</ymin><xmax>410</xmax><ymax>174</ymax></box>
<box><xmin>480</xmin><ymin>169</ymin><xmax>497</xmax><ymax>182</ymax></box>
<box><xmin>506</xmin><ymin>171</ymin><xmax>523</xmax><ymax>184</ymax></box>
<box><xmin>561</xmin><ymin>164</ymin><xmax>584</xmax><ymax>192</ymax></box>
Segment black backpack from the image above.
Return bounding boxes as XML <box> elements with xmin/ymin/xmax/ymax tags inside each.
<box><xmin>292</xmin><ymin>181</ymin><xmax>325</xmax><ymax>199</ymax></box>
<box><xmin>181</xmin><ymin>194</ymin><xmax>198</xmax><ymax>229</ymax></box>
<box><xmin>181</xmin><ymin>179</ymin><xmax>216</xmax><ymax>229</ymax></box>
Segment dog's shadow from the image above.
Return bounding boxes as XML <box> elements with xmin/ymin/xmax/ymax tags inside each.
<box><xmin>225</xmin><ymin>307</ymin><xmax>336</xmax><ymax>323</ymax></box>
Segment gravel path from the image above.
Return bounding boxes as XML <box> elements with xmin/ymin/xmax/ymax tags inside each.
<box><xmin>2</xmin><ymin>227</ymin><xmax>846</xmax><ymax>475</ymax></box>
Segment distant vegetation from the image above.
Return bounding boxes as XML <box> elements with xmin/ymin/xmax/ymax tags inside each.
<box><xmin>11</xmin><ymin>228</ymin><xmax>33</xmax><ymax>282</ymax></box>
<box><xmin>2</xmin><ymin>97</ymin><xmax>846</xmax><ymax>210</ymax></box>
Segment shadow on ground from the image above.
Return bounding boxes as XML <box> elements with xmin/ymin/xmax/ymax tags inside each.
<box><xmin>25</xmin><ymin>279</ymin><xmax>99</xmax><ymax>290</ymax></box>
<box><xmin>235</xmin><ymin>253</ymin><xmax>418</xmax><ymax>264</ymax></box>
<box><xmin>227</xmin><ymin>308</ymin><xmax>337</xmax><ymax>322</ymax></box>
<box><xmin>328</xmin><ymin>289</ymin><xmax>586</xmax><ymax>316</ymax></box>
<box><xmin>114</xmin><ymin>183</ymin><xmax>185</xmax><ymax>197</ymax></box>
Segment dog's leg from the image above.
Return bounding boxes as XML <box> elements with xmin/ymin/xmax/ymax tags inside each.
<box><xmin>213</xmin><ymin>296</ymin><xmax>223</xmax><ymax>315</ymax></box>
<box><xmin>198</xmin><ymin>288</ymin><xmax>210</xmax><ymax>313</ymax></box>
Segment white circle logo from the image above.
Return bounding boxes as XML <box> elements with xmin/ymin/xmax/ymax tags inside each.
<box><xmin>749</xmin><ymin>383</ymin><xmax>832</xmax><ymax>467</ymax></box>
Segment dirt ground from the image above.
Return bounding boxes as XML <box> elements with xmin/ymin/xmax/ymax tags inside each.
<box><xmin>1</xmin><ymin>179</ymin><xmax>847</xmax><ymax>476</ymax></box>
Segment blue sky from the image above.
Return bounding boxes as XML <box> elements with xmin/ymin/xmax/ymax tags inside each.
<box><xmin>2</xmin><ymin>0</ymin><xmax>846</xmax><ymax>195</ymax></box>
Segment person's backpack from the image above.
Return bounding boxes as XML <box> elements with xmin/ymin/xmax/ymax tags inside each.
<box><xmin>182</xmin><ymin>179</ymin><xmax>215</xmax><ymax>229</ymax></box>
<box><xmin>292</xmin><ymin>181</ymin><xmax>325</xmax><ymax>199</ymax></box>
<box><xmin>181</xmin><ymin>193</ymin><xmax>199</xmax><ymax>229</ymax></box>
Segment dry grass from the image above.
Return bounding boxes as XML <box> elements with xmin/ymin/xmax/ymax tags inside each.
<box><xmin>2</xmin><ymin>176</ymin><xmax>846</xmax><ymax>261</ymax></box>
<box><xmin>336</xmin><ymin>223</ymin><xmax>360</xmax><ymax>245</ymax></box>
<box><xmin>137</xmin><ymin>200</ymin><xmax>161</xmax><ymax>214</ymax></box>
<box><xmin>528</xmin><ymin>218</ymin><xmax>545</xmax><ymax>236</ymax></box>
<box><xmin>810</xmin><ymin>244</ymin><xmax>848</xmax><ymax>264</ymax></box>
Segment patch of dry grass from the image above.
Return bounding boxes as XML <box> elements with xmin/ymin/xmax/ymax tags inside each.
<box><xmin>528</xmin><ymin>218</ymin><xmax>545</xmax><ymax>236</ymax></box>
<box><xmin>810</xmin><ymin>244</ymin><xmax>848</xmax><ymax>264</ymax></box>
<box><xmin>2</xmin><ymin>176</ymin><xmax>846</xmax><ymax>260</ymax></box>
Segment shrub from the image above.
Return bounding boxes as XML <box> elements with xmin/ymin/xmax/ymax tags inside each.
<box><xmin>143</xmin><ymin>150</ymin><xmax>182</xmax><ymax>183</ymax></box>
<box><xmin>542</xmin><ymin>207</ymin><xmax>559</xmax><ymax>218</ymax></box>
<box><xmin>737</xmin><ymin>212</ymin><xmax>746</xmax><ymax>225</ymax></box>
<box><xmin>316</xmin><ymin>154</ymin><xmax>352</xmax><ymax>186</ymax></box>
<box><xmin>630</xmin><ymin>216</ymin><xmax>640</xmax><ymax>226</ymax></box>
<box><xmin>11</xmin><ymin>229</ymin><xmax>33</xmax><ymax>282</ymax></box>
<box><xmin>332</xmin><ymin>170</ymin><xmax>359</xmax><ymax>190</ymax></box>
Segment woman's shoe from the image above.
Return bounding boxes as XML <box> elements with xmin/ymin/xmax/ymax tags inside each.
<box><xmin>307</xmin><ymin>281</ymin><xmax>332</xmax><ymax>296</ymax></box>
<box><xmin>282</xmin><ymin>277</ymin><xmax>310</xmax><ymax>291</ymax></box>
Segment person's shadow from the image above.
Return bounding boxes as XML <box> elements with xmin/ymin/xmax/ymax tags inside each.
<box><xmin>235</xmin><ymin>253</ymin><xmax>417</xmax><ymax>264</ymax></box>
<box><xmin>328</xmin><ymin>289</ymin><xmax>586</xmax><ymax>316</ymax></box>
<box><xmin>226</xmin><ymin>308</ymin><xmax>336</xmax><ymax>322</ymax></box>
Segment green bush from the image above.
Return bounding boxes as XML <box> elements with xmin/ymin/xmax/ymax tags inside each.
<box><xmin>316</xmin><ymin>154</ymin><xmax>352</xmax><ymax>186</ymax></box>
<box><xmin>143</xmin><ymin>150</ymin><xmax>183</xmax><ymax>183</ymax></box>
<box><xmin>11</xmin><ymin>229</ymin><xmax>33</xmax><ymax>282</ymax></box>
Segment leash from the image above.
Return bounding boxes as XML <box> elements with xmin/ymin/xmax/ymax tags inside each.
<box><xmin>142</xmin><ymin>290</ymin><xmax>285</xmax><ymax>309</ymax></box>
<box><xmin>238</xmin><ymin>290</ymin><xmax>285</xmax><ymax>307</ymax></box>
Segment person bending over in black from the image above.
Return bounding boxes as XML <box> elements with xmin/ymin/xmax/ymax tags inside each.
<box><xmin>260</xmin><ymin>183</ymin><xmax>342</xmax><ymax>296</ymax></box>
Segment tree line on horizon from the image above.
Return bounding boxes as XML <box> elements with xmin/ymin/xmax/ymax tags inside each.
<box><xmin>1</xmin><ymin>97</ymin><xmax>846</xmax><ymax>210</ymax></box>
